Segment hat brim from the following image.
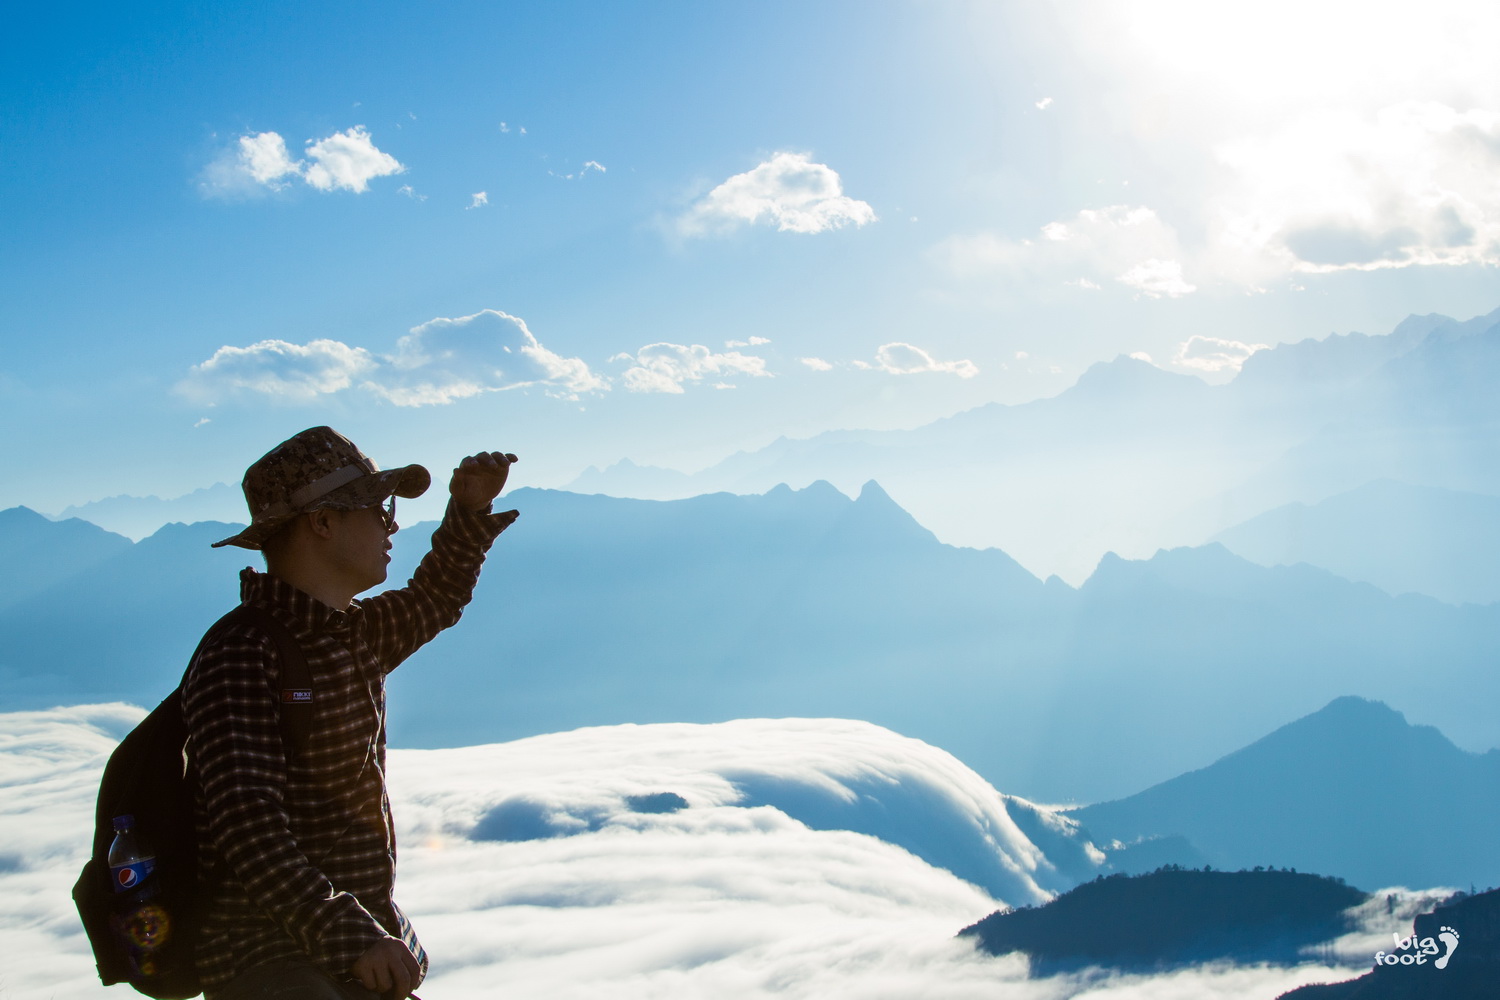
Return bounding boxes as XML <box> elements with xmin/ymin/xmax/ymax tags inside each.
<box><xmin>211</xmin><ymin>463</ymin><xmax>430</xmax><ymax>550</ymax></box>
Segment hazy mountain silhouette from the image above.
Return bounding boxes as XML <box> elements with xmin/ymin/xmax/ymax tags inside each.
<box><xmin>51</xmin><ymin>482</ymin><xmax>242</xmax><ymax>539</ymax></box>
<box><xmin>1213</xmin><ymin>480</ymin><xmax>1500</xmax><ymax>605</ymax></box>
<box><xmin>961</xmin><ymin>867</ymin><xmax>1366</xmax><ymax>974</ymax></box>
<box><xmin>565</xmin><ymin>307</ymin><xmax>1500</xmax><ymax>584</ymax></box>
<box><xmin>0</xmin><ymin>507</ymin><xmax>132</xmax><ymax>610</ymax></box>
<box><xmin>6</xmin><ymin>482</ymin><xmax>1500</xmax><ymax>809</ymax></box>
<box><xmin>1178</xmin><ymin>311</ymin><xmax>1500</xmax><ymax>540</ymax></box>
<box><xmin>1076</xmin><ymin>697</ymin><xmax>1500</xmax><ymax>889</ymax></box>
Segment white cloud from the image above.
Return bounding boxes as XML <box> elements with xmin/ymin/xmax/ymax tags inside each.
<box><xmin>680</xmin><ymin>153</ymin><xmax>876</xmax><ymax>236</ymax></box>
<box><xmin>800</xmin><ymin>357</ymin><xmax>834</xmax><ymax>372</ymax></box>
<box><xmin>1213</xmin><ymin>102</ymin><xmax>1500</xmax><ymax>277</ymax></box>
<box><xmin>302</xmin><ymin>126</ymin><xmax>405</xmax><ymax>193</ymax></box>
<box><xmin>1116</xmin><ymin>258</ymin><xmax>1196</xmax><ymax>298</ymax></box>
<box><xmin>375</xmin><ymin>310</ymin><xmax>608</xmax><ymax>404</ymax></box>
<box><xmin>1172</xmin><ymin>335</ymin><xmax>1269</xmax><ymax>374</ymax></box>
<box><xmin>551</xmin><ymin>161</ymin><xmax>607</xmax><ymax>181</ymax></box>
<box><xmin>178</xmin><ymin>338</ymin><xmax>377</xmax><ymax>403</ymax></box>
<box><xmin>1036</xmin><ymin>97</ymin><xmax>1054</xmax><ymax>110</ymax></box>
<box><xmin>237</xmin><ymin>131</ymin><xmax>301</xmax><ymax>188</ymax></box>
<box><xmin>937</xmin><ymin>206</ymin><xmax>1193</xmax><ymax>297</ymax></box>
<box><xmin>201</xmin><ymin>126</ymin><xmax>404</xmax><ymax>198</ymax></box>
<box><xmin>398</xmin><ymin>184</ymin><xmax>427</xmax><ymax>202</ymax></box>
<box><xmin>855</xmin><ymin>343</ymin><xmax>978</xmax><ymax>379</ymax></box>
<box><xmin>468</xmin><ymin>191</ymin><xmax>489</xmax><ymax>210</ymax></box>
<box><xmin>179</xmin><ymin>310</ymin><xmax>605</xmax><ymax>406</ymax></box>
<box><xmin>613</xmin><ymin>343</ymin><xmax>770</xmax><ymax>394</ymax></box>
<box><xmin>725</xmin><ymin>336</ymin><xmax>771</xmax><ymax>349</ymax></box>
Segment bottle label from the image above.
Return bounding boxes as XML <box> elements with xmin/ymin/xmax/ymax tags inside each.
<box><xmin>111</xmin><ymin>858</ymin><xmax>156</xmax><ymax>893</ymax></box>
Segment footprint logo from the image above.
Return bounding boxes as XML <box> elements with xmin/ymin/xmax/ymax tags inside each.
<box><xmin>1435</xmin><ymin>926</ymin><xmax>1460</xmax><ymax>970</ymax></box>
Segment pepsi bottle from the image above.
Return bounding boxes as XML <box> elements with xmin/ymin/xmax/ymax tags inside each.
<box><xmin>107</xmin><ymin>815</ymin><xmax>172</xmax><ymax>978</ymax></box>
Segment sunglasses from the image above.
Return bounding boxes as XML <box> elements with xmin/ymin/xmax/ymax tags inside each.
<box><xmin>376</xmin><ymin>495</ymin><xmax>397</xmax><ymax>533</ymax></box>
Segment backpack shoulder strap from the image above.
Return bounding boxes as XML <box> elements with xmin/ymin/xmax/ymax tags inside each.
<box><xmin>194</xmin><ymin>604</ymin><xmax>315</xmax><ymax>760</ymax></box>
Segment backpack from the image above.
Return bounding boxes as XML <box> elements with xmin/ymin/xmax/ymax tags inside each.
<box><xmin>72</xmin><ymin>603</ymin><xmax>313</xmax><ymax>999</ymax></box>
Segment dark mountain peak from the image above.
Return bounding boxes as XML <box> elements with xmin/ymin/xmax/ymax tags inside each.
<box><xmin>1</xmin><ymin>505</ymin><xmax>129</xmax><ymax>544</ymax></box>
<box><xmin>799</xmin><ymin>479</ymin><xmax>847</xmax><ymax>501</ymax></box>
<box><xmin>0</xmin><ymin>505</ymin><xmax>51</xmax><ymax>528</ymax></box>
<box><xmin>1223</xmin><ymin>694</ymin><xmax>1460</xmax><ymax>766</ymax></box>
<box><xmin>843</xmin><ymin>480</ymin><xmax>937</xmax><ymax>544</ymax></box>
<box><xmin>0</xmin><ymin>507</ymin><xmax>135</xmax><ymax>609</ymax></box>
<box><xmin>1307</xmin><ymin>694</ymin><xmax>1406</xmax><ymax>727</ymax></box>
<box><xmin>1074</xmin><ymin>688</ymin><xmax>1500</xmax><ymax>888</ymax></box>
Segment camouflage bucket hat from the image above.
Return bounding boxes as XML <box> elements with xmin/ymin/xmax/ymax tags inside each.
<box><xmin>211</xmin><ymin>426</ymin><xmax>431</xmax><ymax>550</ymax></box>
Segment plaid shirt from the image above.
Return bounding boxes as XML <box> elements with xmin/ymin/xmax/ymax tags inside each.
<box><xmin>183</xmin><ymin>500</ymin><xmax>510</xmax><ymax>991</ymax></box>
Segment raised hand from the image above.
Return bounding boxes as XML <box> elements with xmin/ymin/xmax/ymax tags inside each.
<box><xmin>449</xmin><ymin>451</ymin><xmax>519</xmax><ymax>512</ymax></box>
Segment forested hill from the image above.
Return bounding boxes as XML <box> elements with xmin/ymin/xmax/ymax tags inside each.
<box><xmin>961</xmin><ymin>867</ymin><xmax>1366</xmax><ymax>974</ymax></box>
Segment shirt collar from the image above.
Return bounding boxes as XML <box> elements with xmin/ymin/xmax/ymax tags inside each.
<box><xmin>238</xmin><ymin>566</ymin><xmax>364</xmax><ymax>635</ymax></box>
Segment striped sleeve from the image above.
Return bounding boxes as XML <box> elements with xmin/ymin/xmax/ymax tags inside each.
<box><xmin>359</xmin><ymin>499</ymin><xmax>515</xmax><ymax>671</ymax></box>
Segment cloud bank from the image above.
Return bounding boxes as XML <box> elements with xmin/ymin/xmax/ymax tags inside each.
<box><xmin>1215</xmin><ymin>102</ymin><xmax>1500</xmax><ymax>277</ymax></box>
<box><xmin>179</xmin><ymin>310</ymin><xmax>605</xmax><ymax>406</ymax></box>
<box><xmin>202</xmin><ymin>126</ymin><xmax>405</xmax><ymax>197</ymax></box>
<box><xmin>680</xmin><ymin>153</ymin><xmax>876</xmax><ymax>236</ymax></box>
<box><xmin>4</xmin><ymin>707</ymin><xmax>1382</xmax><ymax>1000</ymax></box>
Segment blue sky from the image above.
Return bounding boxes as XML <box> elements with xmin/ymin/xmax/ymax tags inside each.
<box><xmin>5</xmin><ymin>0</ymin><xmax>1499</xmax><ymax>519</ymax></box>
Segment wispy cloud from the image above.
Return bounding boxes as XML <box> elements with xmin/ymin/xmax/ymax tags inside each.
<box><xmin>467</xmin><ymin>191</ymin><xmax>489</xmax><ymax>210</ymax></box>
<box><xmin>1173</xmin><ymin>335</ymin><xmax>1269</xmax><ymax>374</ymax></box>
<box><xmin>611</xmin><ymin>343</ymin><xmax>771</xmax><ymax>394</ymax></box>
<box><xmin>937</xmin><ymin>205</ymin><xmax>1194</xmax><ymax>298</ymax></box>
<box><xmin>179</xmin><ymin>310</ymin><xmax>605</xmax><ymax>406</ymax></box>
<box><xmin>200</xmin><ymin>126</ymin><xmax>405</xmax><ymax>198</ymax></box>
<box><xmin>680</xmin><ymin>153</ymin><xmax>876</xmax><ymax>236</ymax></box>
<box><xmin>855</xmin><ymin>343</ymin><xmax>979</xmax><ymax>378</ymax></box>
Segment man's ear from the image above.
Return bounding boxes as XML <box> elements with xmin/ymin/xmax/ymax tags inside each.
<box><xmin>304</xmin><ymin>508</ymin><xmax>339</xmax><ymax>540</ymax></box>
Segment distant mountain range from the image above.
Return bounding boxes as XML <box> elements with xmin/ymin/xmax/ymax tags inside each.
<box><xmin>1076</xmin><ymin>697</ymin><xmax>1500</xmax><ymax>890</ymax></box>
<box><xmin>49</xmin><ymin>482</ymin><xmax>242</xmax><ymax>540</ymax></box>
<box><xmin>5</xmin><ymin>483</ymin><xmax>1499</xmax><ymax>809</ymax></box>
<box><xmin>1212</xmin><ymin>479</ymin><xmax>1500</xmax><ymax>605</ymax></box>
<box><xmin>567</xmin><ymin>307</ymin><xmax>1500</xmax><ymax>585</ymax></box>
<box><xmin>43</xmin><ymin>308</ymin><xmax>1500</xmax><ymax>602</ymax></box>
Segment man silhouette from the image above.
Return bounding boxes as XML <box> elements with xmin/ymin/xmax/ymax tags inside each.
<box><xmin>183</xmin><ymin>426</ymin><xmax>518</xmax><ymax>999</ymax></box>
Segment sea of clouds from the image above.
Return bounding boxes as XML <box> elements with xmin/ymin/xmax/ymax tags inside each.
<box><xmin>3</xmin><ymin>705</ymin><xmax>1404</xmax><ymax>999</ymax></box>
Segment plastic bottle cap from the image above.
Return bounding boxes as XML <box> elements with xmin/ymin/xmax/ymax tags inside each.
<box><xmin>113</xmin><ymin>814</ymin><xmax>134</xmax><ymax>831</ymax></box>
